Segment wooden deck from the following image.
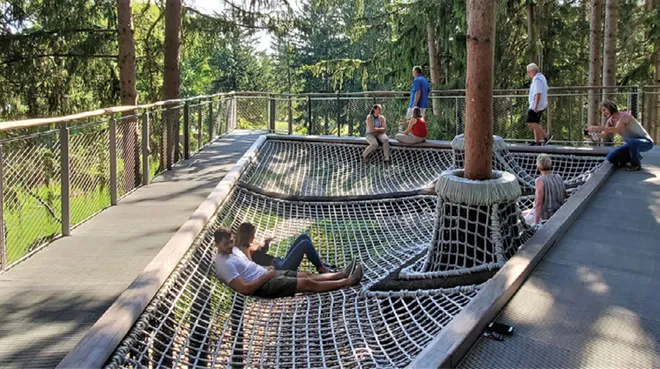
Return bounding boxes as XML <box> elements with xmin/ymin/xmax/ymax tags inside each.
<box><xmin>0</xmin><ymin>130</ymin><xmax>266</xmax><ymax>369</ymax></box>
<box><xmin>459</xmin><ymin>146</ymin><xmax>660</xmax><ymax>368</ymax></box>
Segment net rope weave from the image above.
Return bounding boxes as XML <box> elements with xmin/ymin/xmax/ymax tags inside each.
<box><xmin>106</xmin><ymin>138</ymin><xmax>605</xmax><ymax>369</ymax></box>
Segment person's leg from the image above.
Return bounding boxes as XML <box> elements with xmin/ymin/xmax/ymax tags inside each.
<box><xmin>377</xmin><ymin>133</ymin><xmax>390</xmax><ymax>161</ymax></box>
<box><xmin>626</xmin><ymin>138</ymin><xmax>652</xmax><ymax>168</ymax></box>
<box><xmin>362</xmin><ymin>134</ymin><xmax>378</xmax><ymax>160</ymax></box>
<box><xmin>295</xmin><ymin>277</ymin><xmax>354</xmax><ymax>293</ymax></box>
<box><xmin>285</xmin><ymin>234</ymin><xmax>311</xmax><ymax>257</ymax></box>
<box><xmin>302</xmin><ymin>271</ymin><xmax>348</xmax><ymax>281</ymax></box>
<box><xmin>419</xmin><ymin>108</ymin><xmax>426</xmax><ymax>118</ymax></box>
<box><xmin>280</xmin><ymin>239</ymin><xmax>324</xmax><ymax>271</ymax></box>
<box><xmin>606</xmin><ymin>143</ymin><xmax>630</xmax><ymax>167</ymax></box>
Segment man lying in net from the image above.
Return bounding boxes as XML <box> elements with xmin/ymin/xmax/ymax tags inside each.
<box><xmin>214</xmin><ymin>228</ymin><xmax>364</xmax><ymax>298</ymax></box>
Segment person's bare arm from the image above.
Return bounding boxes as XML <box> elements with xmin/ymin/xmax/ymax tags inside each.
<box><xmin>414</xmin><ymin>91</ymin><xmax>421</xmax><ymax>107</ymax></box>
<box><xmin>228</xmin><ymin>270</ymin><xmax>277</xmax><ymax>295</ymax></box>
<box><xmin>534</xmin><ymin>93</ymin><xmax>541</xmax><ymax>112</ymax></box>
<box><xmin>366</xmin><ymin>115</ymin><xmax>375</xmax><ymax>133</ymax></box>
<box><xmin>534</xmin><ymin>178</ymin><xmax>544</xmax><ymax>224</ymax></box>
<box><xmin>589</xmin><ymin>115</ymin><xmax>627</xmax><ymax>135</ymax></box>
<box><xmin>402</xmin><ymin>118</ymin><xmax>415</xmax><ymax>135</ymax></box>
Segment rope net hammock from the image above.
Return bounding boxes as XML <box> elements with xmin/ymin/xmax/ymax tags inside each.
<box><xmin>105</xmin><ymin>138</ymin><xmax>604</xmax><ymax>369</ymax></box>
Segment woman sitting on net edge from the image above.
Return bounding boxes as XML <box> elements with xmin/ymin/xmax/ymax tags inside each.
<box><xmin>362</xmin><ymin>104</ymin><xmax>390</xmax><ymax>164</ymax></box>
<box><xmin>522</xmin><ymin>154</ymin><xmax>567</xmax><ymax>224</ymax></box>
<box><xmin>396</xmin><ymin>107</ymin><xmax>427</xmax><ymax>144</ymax></box>
<box><xmin>236</xmin><ymin>222</ymin><xmax>336</xmax><ymax>274</ymax></box>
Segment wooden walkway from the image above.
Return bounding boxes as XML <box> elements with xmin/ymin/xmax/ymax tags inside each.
<box><xmin>0</xmin><ymin>130</ymin><xmax>266</xmax><ymax>369</ymax></box>
<box><xmin>460</xmin><ymin>146</ymin><xmax>660</xmax><ymax>368</ymax></box>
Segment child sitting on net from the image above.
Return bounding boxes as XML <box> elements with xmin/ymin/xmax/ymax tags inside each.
<box><xmin>522</xmin><ymin>154</ymin><xmax>568</xmax><ymax>224</ymax></box>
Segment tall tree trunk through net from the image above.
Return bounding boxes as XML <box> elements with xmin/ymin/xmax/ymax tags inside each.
<box><xmin>602</xmin><ymin>0</ymin><xmax>618</xmax><ymax>140</ymax></box>
<box><xmin>117</xmin><ymin>0</ymin><xmax>140</xmax><ymax>189</ymax></box>
<box><xmin>163</xmin><ymin>0</ymin><xmax>182</xmax><ymax>169</ymax></box>
<box><xmin>426</xmin><ymin>18</ymin><xmax>441</xmax><ymax>116</ymax></box>
<box><xmin>588</xmin><ymin>0</ymin><xmax>603</xmax><ymax>128</ymax></box>
<box><xmin>464</xmin><ymin>0</ymin><xmax>496</xmax><ymax>180</ymax></box>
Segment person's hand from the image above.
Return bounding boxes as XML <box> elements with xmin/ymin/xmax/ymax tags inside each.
<box><xmin>587</xmin><ymin>126</ymin><xmax>600</xmax><ymax>133</ymax></box>
<box><xmin>533</xmin><ymin>108</ymin><xmax>539</xmax><ymax>113</ymax></box>
<box><xmin>266</xmin><ymin>266</ymin><xmax>275</xmax><ymax>272</ymax></box>
<box><xmin>266</xmin><ymin>269</ymin><xmax>278</xmax><ymax>279</ymax></box>
<box><xmin>264</xmin><ymin>237</ymin><xmax>274</xmax><ymax>246</ymax></box>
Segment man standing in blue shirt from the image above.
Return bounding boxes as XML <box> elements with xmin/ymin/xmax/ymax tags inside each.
<box><xmin>407</xmin><ymin>66</ymin><xmax>431</xmax><ymax>119</ymax></box>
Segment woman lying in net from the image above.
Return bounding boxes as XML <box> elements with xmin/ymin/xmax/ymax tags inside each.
<box><xmin>522</xmin><ymin>154</ymin><xmax>568</xmax><ymax>224</ymax></box>
<box><xmin>236</xmin><ymin>222</ymin><xmax>336</xmax><ymax>273</ymax></box>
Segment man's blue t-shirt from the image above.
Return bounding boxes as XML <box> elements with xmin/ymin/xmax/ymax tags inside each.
<box><xmin>409</xmin><ymin>75</ymin><xmax>431</xmax><ymax>108</ymax></box>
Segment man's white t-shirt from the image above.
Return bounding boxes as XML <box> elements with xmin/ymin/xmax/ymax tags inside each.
<box><xmin>216</xmin><ymin>247</ymin><xmax>268</xmax><ymax>284</ymax></box>
<box><xmin>528</xmin><ymin>73</ymin><xmax>549</xmax><ymax>111</ymax></box>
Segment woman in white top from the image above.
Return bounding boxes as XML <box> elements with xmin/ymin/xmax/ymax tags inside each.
<box><xmin>362</xmin><ymin>104</ymin><xmax>390</xmax><ymax>164</ymax></box>
<box><xmin>588</xmin><ymin>100</ymin><xmax>654</xmax><ymax>171</ymax></box>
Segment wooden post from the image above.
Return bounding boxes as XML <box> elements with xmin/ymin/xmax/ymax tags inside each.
<box><xmin>336</xmin><ymin>92</ymin><xmax>341</xmax><ymax>136</ymax></box>
<box><xmin>142</xmin><ymin>112</ymin><xmax>150</xmax><ymax>185</ymax></box>
<box><xmin>109</xmin><ymin>118</ymin><xmax>118</xmax><ymax>206</ymax></box>
<box><xmin>464</xmin><ymin>0</ymin><xmax>496</xmax><ymax>180</ymax></box>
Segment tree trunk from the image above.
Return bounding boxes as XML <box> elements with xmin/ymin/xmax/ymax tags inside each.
<box><xmin>527</xmin><ymin>0</ymin><xmax>538</xmax><ymax>64</ymax></box>
<box><xmin>647</xmin><ymin>0</ymin><xmax>659</xmax><ymax>141</ymax></box>
<box><xmin>117</xmin><ymin>0</ymin><xmax>140</xmax><ymax>190</ymax></box>
<box><xmin>426</xmin><ymin>19</ymin><xmax>442</xmax><ymax>116</ymax></box>
<box><xmin>464</xmin><ymin>0</ymin><xmax>496</xmax><ymax>181</ymax></box>
<box><xmin>602</xmin><ymin>0</ymin><xmax>618</xmax><ymax>103</ymax></box>
<box><xmin>163</xmin><ymin>0</ymin><xmax>182</xmax><ymax>168</ymax></box>
<box><xmin>587</xmin><ymin>0</ymin><xmax>603</xmax><ymax>127</ymax></box>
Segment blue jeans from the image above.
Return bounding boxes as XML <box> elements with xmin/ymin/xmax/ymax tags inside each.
<box><xmin>272</xmin><ymin>234</ymin><xmax>324</xmax><ymax>271</ymax></box>
<box><xmin>606</xmin><ymin>138</ymin><xmax>654</xmax><ymax>167</ymax></box>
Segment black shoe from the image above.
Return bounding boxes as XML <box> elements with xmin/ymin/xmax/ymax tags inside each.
<box><xmin>543</xmin><ymin>135</ymin><xmax>553</xmax><ymax>145</ymax></box>
<box><xmin>342</xmin><ymin>259</ymin><xmax>357</xmax><ymax>276</ymax></box>
<box><xmin>626</xmin><ymin>165</ymin><xmax>642</xmax><ymax>171</ymax></box>
<box><xmin>528</xmin><ymin>141</ymin><xmax>540</xmax><ymax>146</ymax></box>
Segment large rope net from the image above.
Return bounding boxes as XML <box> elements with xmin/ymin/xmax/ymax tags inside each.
<box><xmin>105</xmin><ymin>138</ymin><xmax>605</xmax><ymax>369</ymax></box>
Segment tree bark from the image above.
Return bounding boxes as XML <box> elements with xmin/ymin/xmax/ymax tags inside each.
<box><xmin>647</xmin><ymin>0</ymin><xmax>659</xmax><ymax>141</ymax></box>
<box><xmin>426</xmin><ymin>19</ymin><xmax>441</xmax><ymax>116</ymax></box>
<box><xmin>527</xmin><ymin>0</ymin><xmax>538</xmax><ymax>65</ymax></box>
<box><xmin>602</xmin><ymin>0</ymin><xmax>618</xmax><ymax>103</ymax></box>
<box><xmin>163</xmin><ymin>0</ymin><xmax>182</xmax><ymax>168</ymax></box>
<box><xmin>117</xmin><ymin>0</ymin><xmax>140</xmax><ymax>189</ymax></box>
<box><xmin>464</xmin><ymin>0</ymin><xmax>496</xmax><ymax>181</ymax></box>
<box><xmin>587</xmin><ymin>0</ymin><xmax>603</xmax><ymax>127</ymax></box>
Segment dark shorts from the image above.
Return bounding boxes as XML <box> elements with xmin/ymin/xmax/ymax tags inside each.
<box><xmin>253</xmin><ymin>270</ymin><xmax>298</xmax><ymax>298</ymax></box>
<box><xmin>526</xmin><ymin>109</ymin><xmax>545</xmax><ymax>124</ymax></box>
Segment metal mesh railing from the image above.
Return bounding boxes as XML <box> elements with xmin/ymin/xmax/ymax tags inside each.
<box><xmin>0</xmin><ymin>86</ymin><xmax>657</xmax><ymax>270</ymax></box>
<box><xmin>0</xmin><ymin>93</ymin><xmax>232</xmax><ymax>270</ymax></box>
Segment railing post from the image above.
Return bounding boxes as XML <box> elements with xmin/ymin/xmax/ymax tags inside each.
<box><xmin>183</xmin><ymin>102</ymin><xmax>190</xmax><ymax>160</ymax></box>
<box><xmin>307</xmin><ymin>95</ymin><xmax>313</xmax><ymax>135</ymax></box>
<box><xmin>631</xmin><ymin>86</ymin><xmax>639</xmax><ymax>118</ymax></box>
<box><xmin>0</xmin><ymin>145</ymin><xmax>6</xmax><ymax>270</ymax></box>
<box><xmin>288</xmin><ymin>96</ymin><xmax>293</xmax><ymax>135</ymax></box>
<box><xmin>455</xmin><ymin>97</ymin><xmax>460</xmax><ymax>136</ymax></box>
<box><xmin>208</xmin><ymin>100</ymin><xmax>214</xmax><ymax>142</ymax></box>
<box><xmin>225</xmin><ymin>98</ymin><xmax>231</xmax><ymax>134</ymax></box>
<box><xmin>547</xmin><ymin>95</ymin><xmax>553</xmax><ymax>136</ymax></box>
<box><xmin>197</xmin><ymin>103</ymin><xmax>203</xmax><ymax>150</ymax></box>
<box><xmin>142</xmin><ymin>112</ymin><xmax>150</xmax><ymax>186</ymax></box>
<box><xmin>268</xmin><ymin>94</ymin><xmax>276</xmax><ymax>132</ymax></box>
<box><xmin>109</xmin><ymin>118</ymin><xmax>118</xmax><ymax>206</ymax></box>
<box><xmin>232</xmin><ymin>94</ymin><xmax>237</xmax><ymax>131</ymax></box>
<box><xmin>60</xmin><ymin>125</ymin><xmax>71</xmax><ymax>236</ymax></box>
<box><xmin>336</xmin><ymin>91</ymin><xmax>341</xmax><ymax>137</ymax></box>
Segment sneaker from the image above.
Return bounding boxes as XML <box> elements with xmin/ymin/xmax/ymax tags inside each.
<box><xmin>626</xmin><ymin>165</ymin><xmax>642</xmax><ymax>171</ymax></box>
<box><xmin>350</xmin><ymin>263</ymin><xmax>364</xmax><ymax>285</ymax></box>
<box><xmin>543</xmin><ymin>135</ymin><xmax>553</xmax><ymax>145</ymax></box>
<box><xmin>528</xmin><ymin>141</ymin><xmax>540</xmax><ymax>146</ymax></box>
<box><xmin>342</xmin><ymin>259</ymin><xmax>357</xmax><ymax>276</ymax></box>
